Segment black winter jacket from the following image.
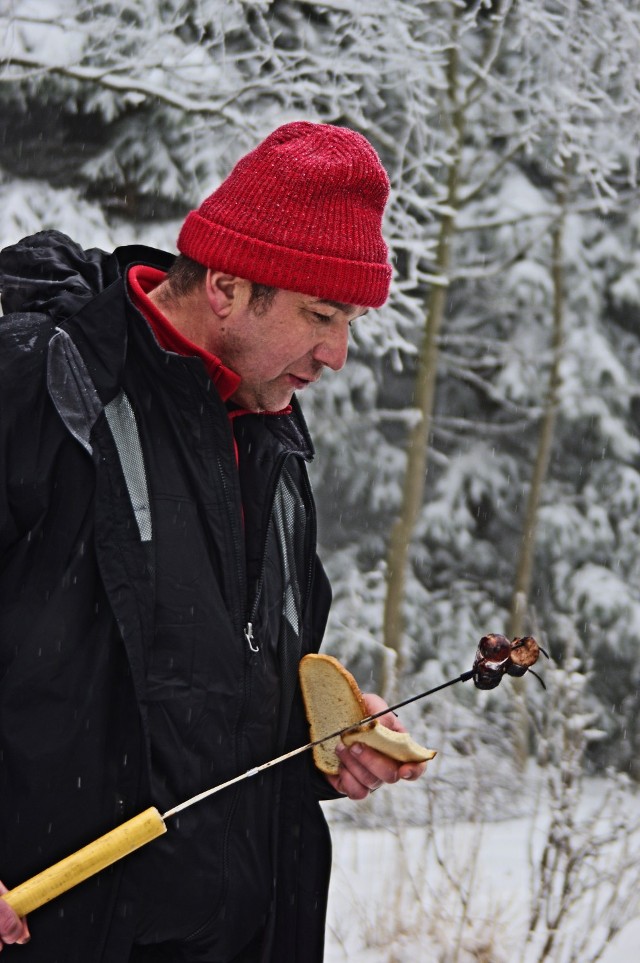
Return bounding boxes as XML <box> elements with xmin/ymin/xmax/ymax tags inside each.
<box><xmin>0</xmin><ymin>231</ymin><xmax>335</xmax><ymax>962</ymax></box>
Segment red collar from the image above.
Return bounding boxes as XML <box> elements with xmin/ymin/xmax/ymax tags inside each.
<box><xmin>127</xmin><ymin>264</ymin><xmax>241</xmax><ymax>402</ymax></box>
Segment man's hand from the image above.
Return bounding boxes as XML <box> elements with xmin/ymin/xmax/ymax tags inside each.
<box><xmin>0</xmin><ymin>881</ymin><xmax>30</xmax><ymax>950</ymax></box>
<box><xmin>324</xmin><ymin>693</ymin><xmax>427</xmax><ymax>800</ymax></box>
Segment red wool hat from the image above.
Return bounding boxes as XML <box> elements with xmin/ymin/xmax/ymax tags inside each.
<box><xmin>177</xmin><ymin>121</ymin><xmax>392</xmax><ymax>308</ymax></box>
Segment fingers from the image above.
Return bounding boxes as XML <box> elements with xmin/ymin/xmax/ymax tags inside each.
<box><xmin>334</xmin><ymin>742</ymin><xmax>388</xmax><ymax>799</ymax></box>
<box><xmin>397</xmin><ymin>759</ymin><xmax>427</xmax><ymax>781</ymax></box>
<box><xmin>0</xmin><ymin>883</ymin><xmax>30</xmax><ymax>948</ymax></box>
<box><xmin>361</xmin><ymin>693</ymin><xmax>406</xmax><ymax>732</ymax></box>
<box><xmin>325</xmin><ymin>739</ymin><xmax>426</xmax><ymax>800</ymax></box>
<box><xmin>332</xmin><ymin>739</ymin><xmax>422</xmax><ymax>799</ymax></box>
<box><xmin>326</xmin><ymin>691</ymin><xmax>429</xmax><ymax>800</ymax></box>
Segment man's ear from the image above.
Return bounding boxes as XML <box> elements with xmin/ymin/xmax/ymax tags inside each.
<box><xmin>205</xmin><ymin>272</ymin><xmax>247</xmax><ymax>318</ymax></box>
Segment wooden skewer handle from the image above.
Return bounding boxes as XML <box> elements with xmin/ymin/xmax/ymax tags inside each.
<box><xmin>0</xmin><ymin>807</ymin><xmax>166</xmax><ymax>918</ymax></box>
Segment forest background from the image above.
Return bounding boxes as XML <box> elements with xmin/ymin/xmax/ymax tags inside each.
<box><xmin>1</xmin><ymin>1</ymin><xmax>640</xmax><ymax>959</ymax></box>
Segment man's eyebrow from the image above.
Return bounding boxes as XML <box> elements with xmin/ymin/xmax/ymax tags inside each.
<box><xmin>313</xmin><ymin>298</ymin><xmax>369</xmax><ymax>316</ymax></box>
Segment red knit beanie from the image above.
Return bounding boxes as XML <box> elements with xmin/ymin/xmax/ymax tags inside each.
<box><xmin>177</xmin><ymin>121</ymin><xmax>392</xmax><ymax>308</ymax></box>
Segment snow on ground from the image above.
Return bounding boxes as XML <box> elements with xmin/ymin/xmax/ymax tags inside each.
<box><xmin>324</xmin><ymin>774</ymin><xmax>640</xmax><ymax>962</ymax></box>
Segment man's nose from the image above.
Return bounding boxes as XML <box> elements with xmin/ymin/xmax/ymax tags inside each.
<box><xmin>313</xmin><ymin>324</ymin><xmax>349</xmax><ymax>371</ymax></box>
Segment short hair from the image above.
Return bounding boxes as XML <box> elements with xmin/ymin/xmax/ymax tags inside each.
<box><xmin>165</xmin><ymin>254</ymin><xmax>277</xmax><ymax>312</ymax></box>
<box><xmin>165</xmin><ymin>254</ymin><xmax>207</xmax><ymax>298</ymax></box>
<box><xmin>248</xmin><ymin>282</ymin><xmax>277</xmax><ymax>314</ymax></box>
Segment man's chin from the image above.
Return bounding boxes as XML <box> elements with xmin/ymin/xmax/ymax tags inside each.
<box><xmin>234</xmin><ymin>392</ymin><xmax>295</xmax><ymax>414</ymax></box>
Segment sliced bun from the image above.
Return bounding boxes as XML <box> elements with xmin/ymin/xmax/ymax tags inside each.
<box><xmin>342</xmin><ymin>722</ymin><xmax>436</xmax><ymax>763</ymax></box>
<box><xmin>299</xmin><ymin>653</ymin><xmax>436</xmax><ymax>775</ymax></box>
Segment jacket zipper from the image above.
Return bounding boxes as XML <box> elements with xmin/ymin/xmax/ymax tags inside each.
<box><xmin>243</xmin><ymin>454</ymin><xmax>316</xmax><ymax>655</ymax></box>
<box><xmin>211</xmin><ymin>407</ymin><xmax>249</xmax><ymax>910</ymax></box>
<box><xmin>299</xmin><ymin>465</ymin><xmax>317</xmax><ymax>625</ymax></box>
<box><xmin>215</xmin><ymin>447</ymin><xmax>246</xmax><ymax>636</ymax></box>
<box><xmin>244</xmin><ymin>622</ymin><xmax>259</xmax><ymax>653</ymax></box>
<box><xmin>242</xmin><ymin>451</ymin><xmax>290</xmax><ymax>655</ymax></box>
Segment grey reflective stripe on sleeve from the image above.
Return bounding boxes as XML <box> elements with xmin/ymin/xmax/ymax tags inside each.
<box><xmin>272</xmin><ymin>467</ymin><xmax>304</xmax><ymax>639</ymax></box>
<box><xmin>47</xmin><ymin>327</ymin><xmax>103</xmax><ymax>455</ymax></box>
<box><xmin>104</xmin><ymin>391</ymin><xmax>153</xmax><ymax>542</ymax></box>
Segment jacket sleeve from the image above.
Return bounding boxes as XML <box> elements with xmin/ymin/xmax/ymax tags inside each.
<box><xmin>308</xmin><ymin>757</ymin><xmax>345</xmax><ymax>801</ymax></box>
<box><xmin>0</xmin><ymin>312</ymin><xmax>55</xmax><ymax>559</ymax></box>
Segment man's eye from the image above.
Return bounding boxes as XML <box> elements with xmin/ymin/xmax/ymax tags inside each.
<box><xmin>313</xmin><ymin>312</ymin><xmax>333</xmax><ymax>323</ymax></box>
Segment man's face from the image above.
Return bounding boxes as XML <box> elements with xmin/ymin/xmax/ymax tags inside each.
<box><xmin>216</xmin><ymin>282</ymin><xmax>366</xmax><ymax>413</ymax></box>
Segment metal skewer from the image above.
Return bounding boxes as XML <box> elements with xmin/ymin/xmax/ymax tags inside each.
<box><xmin>163</xmin><ymin>668</ymin><xmax>474</xmax><ymax>819</ymax></box>
<box><xmin>1</xmin><ymin>667</ymin><xmax>475</xmax><ymax>918</ymax></box>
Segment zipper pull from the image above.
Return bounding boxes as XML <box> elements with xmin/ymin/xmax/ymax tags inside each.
<box><xmin>244</xmin><ymin>622</ymin><xmax>259</xmax><ymax>653</ymax></box>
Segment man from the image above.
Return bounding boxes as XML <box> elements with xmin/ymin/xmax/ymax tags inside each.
<box><xmin>0</xmin><ymin>122</ymin><xmax>425</xmax><ymax>961</ymax></box>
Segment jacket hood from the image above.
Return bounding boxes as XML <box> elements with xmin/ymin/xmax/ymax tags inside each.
<box><xmin>0</xmin><ymin>230</ymin><xmax>117</xmax><ymax>319</ymax></box>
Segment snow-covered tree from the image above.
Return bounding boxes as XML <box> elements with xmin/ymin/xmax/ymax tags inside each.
<box><xmin>2</xmin><ymin>0</ymin><xmax>640</xmax><ymax>776</ymax></box>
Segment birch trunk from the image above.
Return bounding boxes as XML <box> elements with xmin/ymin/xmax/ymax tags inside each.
<box><xmin>508</xmin><ymin>178</ymin><xmax>567</xmax><ymax>767</ymax></box>
<box><xmin>381</xmin><ymin>0</ymin><xmax>516</xmax><ymax>695</ymax></box>
<box><xmin>381</xmin><ymin>23</ymin><xmax>463</xmax><ymax>694</ymax></box>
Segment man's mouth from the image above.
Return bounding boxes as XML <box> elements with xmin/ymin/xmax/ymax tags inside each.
<box><xmin>288</xmin><ymin>373</ymin><xmax>320</xmax><ymax>390</ymax></box>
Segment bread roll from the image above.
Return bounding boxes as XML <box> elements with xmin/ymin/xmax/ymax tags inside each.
<box><xmin>299</xmin><ymin>654</ymin><xmax>436</xmax><ymax>775</ymax></box>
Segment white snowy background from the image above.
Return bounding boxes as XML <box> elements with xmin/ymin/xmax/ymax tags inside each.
<box><xmin>324</xmin><ymin>777</ymin><xmax>640</xmax><ymax>962</ymax></box>
<box><xmin>2</xmin><ymin>1</ymin><xmax>640</xmax><ymax>960</ymax></box>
